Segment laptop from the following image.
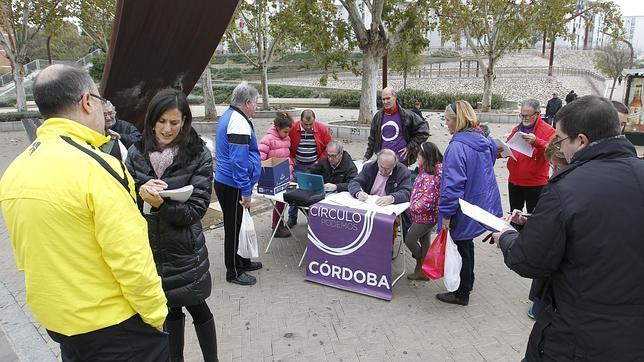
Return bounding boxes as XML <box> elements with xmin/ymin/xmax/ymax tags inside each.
<box><xmin>294</xmin><ymin>172</ymin><xmax>325</xmax><ymax>195</ymax></box>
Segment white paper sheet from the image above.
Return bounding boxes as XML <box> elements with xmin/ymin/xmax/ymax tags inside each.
<box><xmin>506</xmin><ymin>132</ymin><xmax>534</xmax><ymax>157</ymax></box>
<box><xmin>144</xmin><ymin>185</ymin><xmax>194</xmax><ymax>214</ymax></box>
<box><xmin>323</xmin><ymin>192</ymin><xmax>409</xmax><ymax>216</ymax></box>
<box><xmin>494</xmin><ymin>138</ymin><xmax>517</xmax><ymax>160</ymax></box>
<box><xmin>458</xmin><ymin>199</ymin><xmax>515</xmax><ymax>232</ymax></box>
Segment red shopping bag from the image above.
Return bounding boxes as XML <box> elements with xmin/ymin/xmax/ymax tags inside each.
<box><xmin>421</xmin><ymin>229</ymin><xmax>447</xmax><ymax>280</ymax></box>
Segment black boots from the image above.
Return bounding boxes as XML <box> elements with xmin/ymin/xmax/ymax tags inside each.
<box><xmin>165</xmin><ymin>316</ymin><xmax>185</xmax><ymax>362</ymax></box>
<box><xmin>165</xmin><ymin>315</ymin><xmax>218</xmax><ymax>361</ymax></box>
<box><xmin>194</xmin><ymin>317</ymin><xmax>218</xmax><ymax>362</ymax></box>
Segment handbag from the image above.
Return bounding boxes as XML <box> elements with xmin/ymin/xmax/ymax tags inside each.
<box><xmin>283</xmin><ymin>189</ymin><xmax>324</xmax><ymax>207</ymax></box>
<box><xmin>422</xmin><ymin>229</ymin><xmax>447</xmax><ymax>280</ymax></box>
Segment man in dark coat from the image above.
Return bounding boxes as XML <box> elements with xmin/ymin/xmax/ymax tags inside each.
<box><xmin>564</xmin><ymin>90</ymin><xmax>577</xmax><ymax>104</ymax></box>
<box><xmin>545</xmin><ymin>92</ymin><xmax>562</xmax><ymax>126</ymax></box>
<box><xmin>104</xmin><ymin>101</ymin><xmax>142</xmax><ymax>148</ymax></box>
<box><xmin>349</xmin><ymin>149</ymin><xmax>411</xmax><ymax>205</ymax></box>
<box><xmin>308</xmin><ymin>140</ymin><xmax>357</xmax><ymax>192</ymax></box>
<box><xmin>493</xmin><ymin>95</ymin><xmax>644</xmax><ymax>361</ymax></box>
<box><xmin>363</xmin><ymin>87</ymin><xmax>429</xmax><ymax>166</ymax></box>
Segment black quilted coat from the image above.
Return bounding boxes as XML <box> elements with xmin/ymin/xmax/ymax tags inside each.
<box><xmin>125</xmin><ymin>129</ymin><xmax>212</xmax><ymax>307</ymax></box>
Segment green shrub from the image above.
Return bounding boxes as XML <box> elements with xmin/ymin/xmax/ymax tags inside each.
<box><xmin>89</xmin><ymin>53</ymin><xmax>106</xmax><ymax>82</ymax></box>
<box><xmin>0</xmin><ymin>111</ymin><xmax>41</xmax><ymax>122</ymax></box>
<box><xmin>327</xmin><ymin>88</ymin><xmax>504</xmax><ymax>109</ymax></box>
<box><xmin>396</xmin><ymin>89</ymin><xmax>505</xmax><ymax>110</ymax></box>
<box><xmin>0</xmin><ymin>98</ymin><xmax>16</xmax><ymax>107</ymax></box>
<box><xmin>327</xmin><ymin>90</ymin><xmax>361</xmax><ymax>108</ymax></box>
<box><xmin>186</xmin><ymin>94</ymin><xmax>204</xmax><ymax>105</ymax></box>
<box><xmin>429</xmin><ymin>49</ymin><xmax>461</xmax><ymax>58</ymax></box>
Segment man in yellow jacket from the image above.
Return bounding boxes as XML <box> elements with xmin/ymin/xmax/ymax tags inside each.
<box><xmin>0</xmin><ymin>64</ymin><xmax>169</xmax><ymax>361</ymax></box>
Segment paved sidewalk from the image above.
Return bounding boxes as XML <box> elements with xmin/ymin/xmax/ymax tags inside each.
<box><xmin>1</xmin><ymin>115</ymin><xmax>641</xmax><ymax>361</ymax></box>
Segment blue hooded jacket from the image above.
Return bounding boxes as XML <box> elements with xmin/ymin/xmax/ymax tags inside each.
<box><xmin>439</xmin><ymin>129</ymin><xmax>502</xmax><ymax>240</ymax></box>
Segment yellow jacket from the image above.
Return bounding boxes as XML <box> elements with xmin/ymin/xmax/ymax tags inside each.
<box><xmin>0</xmin><ymin>118</ymin><xmax>167</xmax><ymax>336</ymax></box>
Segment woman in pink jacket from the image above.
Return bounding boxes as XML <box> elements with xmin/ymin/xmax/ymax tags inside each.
<box><xmin>405</xmin><ymin>141</ymin><xmax>443</xmax><ymax>280</ymax></box>
<box><xmin>259</xmin><ymin>112</ymin><xmax>294</xmax><ymax>238</ymax></box>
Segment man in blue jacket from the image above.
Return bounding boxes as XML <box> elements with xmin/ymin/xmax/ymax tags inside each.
<box><xmin>214</xmin><ymin>82</ymin><xmax>262</xmax><ymax>286</ymax></box>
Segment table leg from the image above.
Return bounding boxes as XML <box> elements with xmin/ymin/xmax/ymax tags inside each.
<box><xmin>298</xmin><ymin>246</ymin><xmax>307</xmax><ymax>267</ymax></box>
<box><xmin>392</xmin><ymin>217</ymin><xmax>406</xmax><ymax>286</ymax></box>
<box><xmin>264</xmin><ymin>200</ymin><xmax>279</xmax><ymax>253</ymax></box>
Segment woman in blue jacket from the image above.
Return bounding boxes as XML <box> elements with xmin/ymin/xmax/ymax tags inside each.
<box><xmin>436</xmin><ymin>100</ymin><xmax>502</xmax><ymax>306</ymax></box>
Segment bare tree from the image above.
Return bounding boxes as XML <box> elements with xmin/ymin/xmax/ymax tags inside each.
<box><xmin>594</xmin><ymin>42</ymin><xmax>632</xmax><ymax>99</ymax></box>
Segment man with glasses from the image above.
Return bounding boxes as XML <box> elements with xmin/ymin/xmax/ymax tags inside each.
<box><xmin>493</xmin><ymin>95</ymin><xmax>644</xmax><ymax>361</ymax></box>
<box><xmin>308</xmin><ymin>140</ymin><xmax>358</xmax><ymax>192</ymax></box>
<box><xmin>103</xmin><ymin>100</ymin><xmax>142</xmax><ymax>149</ymax></box>
<box><xmin>0</xmin><ymin>64</ymin><xmax>169</xmax><ymax>360</ymax></box>
<box><xmin>505</xmin><ymin>98</ymin><xmax>555</xmax><ymax>214</ymax></box>
<box><xmin>363</xmin><ymin>87</ymin><xmax>429</xmax><ymax>166</ymax></box>
<box><xmin>348</xmin><ymin>149</ymin><xmax>411</xmax><ymax>206</ymax></box>
<box><xmin>286</xmin><ymin>109</ymin><xmax>332</xmax><ymax>227</ymax></box>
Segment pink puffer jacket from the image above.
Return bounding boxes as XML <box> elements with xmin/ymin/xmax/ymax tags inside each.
<box><xmin>259</xmin><ymin>126</ymin><xmax>293</xmax><ymax>177</ymax></box>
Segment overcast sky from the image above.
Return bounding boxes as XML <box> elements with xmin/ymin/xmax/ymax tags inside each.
<box><xmin>612</xmin><ymin>0</ymin><xmax>644</xmax><ymax>16</ymax></box>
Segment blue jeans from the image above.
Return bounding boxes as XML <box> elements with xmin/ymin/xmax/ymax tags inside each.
<box><xmin>288</xmin><ymin>161</ymin><xmax>314</xmax><ymax>221</ymax></box>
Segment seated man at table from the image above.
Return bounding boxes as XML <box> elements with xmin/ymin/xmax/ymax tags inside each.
<box><xmin>348</xmin><ymin>149</ymin><xmax>411</xmax><ymax>206</ymax></box>
<box><xmin>308</xmin><ymin>140</ymin><xmax>358</xmax><ymax>192</ymax></box>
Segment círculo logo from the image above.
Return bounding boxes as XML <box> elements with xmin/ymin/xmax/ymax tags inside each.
<box><xmin>308</xmin><ymin>207</ymin><xmax>376</xmax><ymax>256</ymax></box>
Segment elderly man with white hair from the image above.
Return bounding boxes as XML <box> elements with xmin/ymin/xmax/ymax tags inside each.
<box><xmin>348</xmin><ymin>149</ymin><xmax>412</xmax><ymax>206</ymax></box>
<box><xmin>214</xmin><ymin>82</ymin><xmax>263</xmax><ymax>286</ymax></box>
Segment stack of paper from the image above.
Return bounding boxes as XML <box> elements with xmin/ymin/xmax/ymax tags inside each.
<box><xmin>506</xmin><ymin>132</ymin><xmax>534</xmax><ymax>157</ymax></box>
<box><xmin>458</xmin><ymin>199</ymin><xmax>515</xmax><ymax>232</ymax></box>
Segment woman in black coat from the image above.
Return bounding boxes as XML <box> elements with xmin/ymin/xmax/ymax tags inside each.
<box><xmin>125</xmin><ymin>88</ymin><xmax>216</xmax><ymax>362</ymax></box>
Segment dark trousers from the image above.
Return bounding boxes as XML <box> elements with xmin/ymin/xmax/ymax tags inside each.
<box><xmin>167</xmin><ymin>301</ymin><xmax>212</xmax><ymax>324</ymax></box>
<box><xmin>508</xmin><ymin>182</ymin><xmax>544</xmax><ymax>213</ymax></box>
<box><xmin>454</xmin><ymin>238</ymin><xmax>474</xmax><ymax>299</ymax></box>
<box><xmin>288</xmin><ymin>161</ymin><xmax>314</xmax><ymax>221</ymax></box>
<box><xmin>47</xmin><ymin>314</ymin><xmax>169</xmax><ymax>362</ymax></box>
<box><xmin>214</xmin><ymin>181</ymin><xmax>249</xmax><ymax>280</ymax></box>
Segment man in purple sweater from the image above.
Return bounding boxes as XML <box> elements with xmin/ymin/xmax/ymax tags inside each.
<box><xmin>363</xmin><ymin>87</ymin><xmax>429</xmax><ymax>166</ymax></box>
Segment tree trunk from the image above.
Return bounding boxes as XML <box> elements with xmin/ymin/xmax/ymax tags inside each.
<box><xmin>403</xmin><ymin>70</ymin><xmax>407</xmax><ymax>90</ymax></box>
<box><xmin>583</xmin><ymin>20</ymin><xmax>590</xmax><ymax>50</ymax></box>
<box><xmin>13</xmin><ymin>62</ymin><xmax>27</xmax><ymax>112</ymax></box>
<box><xmin>542</xmin><ymin>31</ymin><xmax>547</xmax><ymax>56</ymax></box>
<box><xmin>202</xmin><ymin>65</ymin><xmax>217</xmax><ymax>121</ymax></box>
<box><xmin>548</xmin><ymin>38</ymin><xmax>555</xmax><ymax>76</ymax></box>
<box><xmin>609</xmin><ymin>77</ymin><xmax>617</xmax><ymax>100</ymax></box>
<box><xmin>382</xmin><ymin>54</ymin><xmax>387</xmax><ymax>89</ymax></box>
<box><xmin>260</xmin><ymin>62</ymin><xmax>270</xmax><ymax>110</ymax></box>
<box><xmin>481</xmin><ymin>56</ymin><xmax>495</xmax><ymax>112</ymax></box>
<box><xmin>46</xmin><ymin>35</ymin><xmax>53</xmax><ymax>64</ymax></box>
<box><xmin>359</xmin><ymin>51</ymin><xmax>379</xmax><ymax>124</ymax></box>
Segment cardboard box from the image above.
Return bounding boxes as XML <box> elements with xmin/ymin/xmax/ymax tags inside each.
<box><xmin>257</xmin><ymin>158</ymin><xmax>289</xmax><ymax>195</ymax></box>
<box><xmin>257</xmin><ymin>182</ymin><xmax>290</xmax><ymax>195</ymax></box>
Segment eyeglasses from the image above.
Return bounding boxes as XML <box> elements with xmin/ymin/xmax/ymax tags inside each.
<box><xmin>551</xmin><ymin>136</ymin><xmax>569</xmax><ymax>149</ymax></box>
<box><xmin>80</xmin><ymin>93</ymin><xmax>109</xmax><ymax>107</ymax></box>
<box><xmin>328</xmin><ymin>152</ymin><xmax>341</xmax><ymax>158</ymax></box>
<box><xmin>519</xmin><ymin>112</ymin><xmax>537</xmax><ymax>120</ymax></box>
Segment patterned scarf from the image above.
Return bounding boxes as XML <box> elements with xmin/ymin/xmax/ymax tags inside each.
<box><xmin>149</xmin><ymin>146</ymin><xmax>177</xmax><ymax>178</ymax></box>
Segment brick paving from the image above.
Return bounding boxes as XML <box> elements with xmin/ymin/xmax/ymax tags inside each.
<box><xmin>1</xmin><ymin>114</ymin><xmax>642</xmax><ymax>361</ymax></box>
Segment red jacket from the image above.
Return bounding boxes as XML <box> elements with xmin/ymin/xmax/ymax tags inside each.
<box><xmin>506</xmin><ymin>118</ymin><xmax>556</xmax><ymax>186</ymax></box>
<box><xmin>288</xmin><ymin>120</ymin><xmax>333</xmax><ymax>160</ymax></box>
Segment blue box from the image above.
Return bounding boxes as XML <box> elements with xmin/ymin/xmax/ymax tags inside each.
<box><xmin>257</xmin><ymin>158</ymin><xmax>290</xmax><ymax>195</ymax></box>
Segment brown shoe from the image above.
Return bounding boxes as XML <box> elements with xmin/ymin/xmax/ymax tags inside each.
<box><xmin>273</xmin><ymin>223</ymin><xmax>291</xmax><ymax>238</ymax></box>
<box><xmin>407</xmin><ymin>256</ymin><xmax>429</xmax><ymax>280</ymax></box>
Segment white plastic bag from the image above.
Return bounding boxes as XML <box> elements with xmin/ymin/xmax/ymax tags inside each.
<box><xmin>443</xmin><ymin>231</ymin><xmax>462</xmax><ymax>292</ymax></box>
<box><xmin>238</xmin><ymin>208</ymin><xmax>259</xmax><ymax>259</ymax></box>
